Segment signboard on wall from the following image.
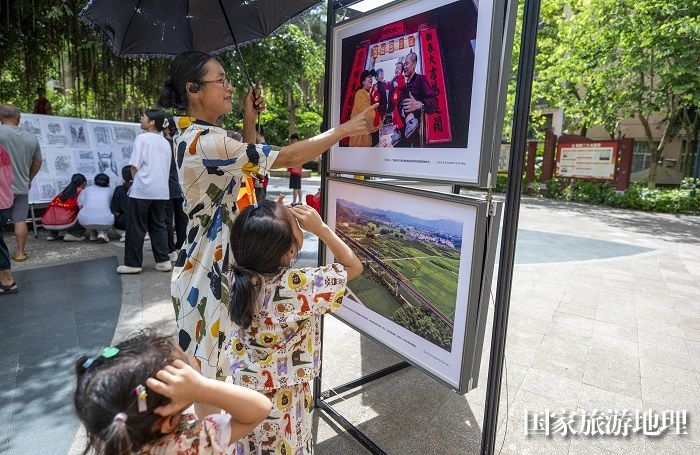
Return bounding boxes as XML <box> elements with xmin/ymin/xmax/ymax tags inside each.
<box><xmin>328</xmin><ymin>0</ymin><xmax>504</xmax><ymax>186</ymax></box>
<box><xmin>324</xmin><ymin>178</ymin><xmax>499</xmax><ymax>392</ymax></box>
<box><xmin>20</xmin><ymin>113</ymin><xmax>142</xmax><ymax>204</ymax></box>
<box><xmin>556</xmin><ymin>141</ymin><xmax>619</xmax><ymax>180</ymax></box>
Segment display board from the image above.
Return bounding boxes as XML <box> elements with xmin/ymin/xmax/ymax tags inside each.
<box><xmin>323</xmin><ymin>177</ymin><xmax>498</xmax><ymax>392</ymax></box>
<box><xmin>328</xmin><ymin>0</ymin><xmax>504</xmax><ymax>186</ymax></box>
<box><xmin>20</xmin><ymin>113</ymin><xmax>142</xmax><ymax>204</ymax></box>
<box><xmin>556</xmin><ymin>141</ymin><xmax>619</xmax><ymax>180</ymax></box>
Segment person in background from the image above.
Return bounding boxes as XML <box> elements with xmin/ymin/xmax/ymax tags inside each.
<box><xmin>0</xmin><ymin>145</ymin><xmax>17</xmax><ymax>295</ymax></box>
<box><xmin>226</xmin><ymin>129</ymin><xmax>243</xmax><ymax>142</ymax></box>
<box><xmin>287</xmin><ymin>133</ymin><xmax>303</xmax><ymax>205</ymax></box>
<box><xmin>0</xmin><ymin>104</ymin><xmax>42</xmax><ymax>261</ymax></box>
<box><xmin>77</xmin><ymin>173</ymin><xmax>115</xmax><ymax>243</ymax></box>
<box><xmin>252</xmin><ymin>126</ymin><xmax>270</xmax><ymax>202</ymax></box>
<box><xmin>348</xmin><ymin>70</ymin><xmax>375</xmax><ymax>147</ymax></box>
<box><xmin>111</xmin><ymin>166</ymin><xmax>132</xmax><ymax>242</ymax></box>
<box><xmin>164</xmin><ymin>117</ymin><xmax>188</xmax><ymax>261</ymax></box>
<box><xmin>42</xmin><ymin>173</ymin><xmax>88</xmax><ymax>242</ymax></box>
<box><xmin>117</xmin><ymin>109</ymin><xmax>172</xmax><ymax>274</ymax></box>
<box><xmin>33</xmin><ymin>87</ymin><xmax>53</xmax><ymax>115</ymax></box>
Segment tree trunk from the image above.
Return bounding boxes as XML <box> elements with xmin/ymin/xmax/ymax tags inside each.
<box><xmin>580</xmin><ymin>126</ymin><xmax>587</xmax><ymax>137</ymax></box>
<box><xmin>638</xmin><ymin>113</ymin><xmax>659</xmax><ymax>189</ymax></box>
<box><xmin>287</xmin><ymin>92</ymin><xmax>298</xmax><ymax>136</ymax></box>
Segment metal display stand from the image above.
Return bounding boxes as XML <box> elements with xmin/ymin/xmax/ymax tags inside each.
<box><xmin>311</xmin><ymin>0</ymin><xmax>530</xmax><ymax>453</ymax></box>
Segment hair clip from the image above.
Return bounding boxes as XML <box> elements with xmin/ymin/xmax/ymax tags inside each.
<box><xmin>162</xmin><ymin>118</ymin><xmax>170</xmax><ymax>129</ymax></box>
<box><xmin>82</xmin><ymin>357</ymin><xmax>94</xmax><ymax>369</ymax></box>
<box><xmin>102</xmin><ymin>347</ymin><xmax>120</xmax><ymax>359</ymax></box>
<box><xmin>113</xmin><ymin>412</ymin><xmax>128</xmax><ymax>423</ymax></box>
<box><xmin>134</xmin><ymin>385</ymin><xmax>148</xmax><ymax>413</ymax></box>
<box><xmin>253</xmin><ymin>203</ymin><xmax>259</xmax><ymax>209</ymax></box>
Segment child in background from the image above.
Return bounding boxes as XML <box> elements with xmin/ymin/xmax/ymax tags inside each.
<box><xmin>77</xmin><ymin>173</ymin><xmax>115</xmax><ymax>243</ymax></box>
<box><xmin>225</xmin><ymin>200</ymin><xmax>362</xmax><ymax>454</ymax></box>
<box><xmin>111</xmin><ymin>166</ymin><xmax>132</xmax><ymax>242</ymax></box>
<box><xmin>42</xmin><ymin>173</ymin><xmax>87</xmax><ymax>241</ymax></box>
<box><xmin>74</xmin><ymin>331</ymin><xmax>271</xmax><ymax>455</ymax></box>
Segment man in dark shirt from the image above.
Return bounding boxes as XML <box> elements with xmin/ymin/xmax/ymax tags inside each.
<box><xmin>111</xmin><ymin>166</ymin><xmax>132</xmax><ymax>242</ymax></box>
<box><xmin>397</xmin><ymin>51</ymin><xmax>439</xmax><ymax>148</ymax></box>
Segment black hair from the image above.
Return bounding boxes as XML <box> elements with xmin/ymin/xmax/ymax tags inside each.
<box><xmin>37</xmin><ymin>87</ymin><xmax>46</xmax><ymax>93</ymax></box>
<box><xmin>358</xmin><ymin>69</ymin><xmax>376</xmax><ymax>89</ymax></box>
<box><xmin>144</xmin><ymin>109</ymin><xmax>167</xmax><ymax>132</ymax></box>
<box><xmin>94</xmin><ymin>173</ymin><xmax>110</xmax><ymax>188</ymax></box>
<box><xmin>59</xmin><ymin>173</ymin><xmax>87</xmax><ymax>201</ymax></box>
<box><xmin>229</xmin><ymin>200</ymin><xmax>299</xmax><ymax>328</ymax></box>
<box><xmin>74</xmin><ymin>331</ymin><xmax>178</xmax><ymax>455</ymax></box>
<box><xmin>158</xmin><ymin>51</ymin><xmax>213</xmax><ymax>111</ymax></box>
<box><xmin>289</xmin><ymin>133</ymin><xmax>300</xmax><ymax>141</ymax></box>
<box><xmin>121</xmin><ymin>166</ymin><xmax>133</xmax><ymax>183</ymax></box>
<box><xmin>165</xmin><ymin>115</ymin><xmax>177</xmax><ymax>138</ymax></box>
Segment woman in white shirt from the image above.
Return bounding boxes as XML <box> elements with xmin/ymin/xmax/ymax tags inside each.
<box><xmin>117</xmin><ymin>109</ymin><xmax>173</xmax><ymax>274</ymax></box>
<box><xmin>77</xmin><ymin>173</ymin><xmax>115</xmax><ymax>243</ymax></box>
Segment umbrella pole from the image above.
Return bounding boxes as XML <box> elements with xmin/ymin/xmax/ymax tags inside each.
<box><xmin>216</xmin><ymin>0</ymin><xmax>255</xmax><ymax>90</ymax></box>
<box><xmin>216</xmin><ymin>0</ymin><xmax>261</xmax><ymax>132</ymax></box>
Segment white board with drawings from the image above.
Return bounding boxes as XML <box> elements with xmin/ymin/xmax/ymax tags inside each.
<box><xmin>22</xmin><ymin>114</ymin><xmax>143</xmax><ymax>204</ymax></box>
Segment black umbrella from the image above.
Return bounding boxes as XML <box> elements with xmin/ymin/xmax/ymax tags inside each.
<box><xmin>79</xmin><ymin>0</ymin><xmax>322</xmax><ymax>86</ymax></box>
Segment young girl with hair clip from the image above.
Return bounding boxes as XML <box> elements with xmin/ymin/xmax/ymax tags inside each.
<box><xmin>117</xmin><ymin>109</ymin><xmax>173</xmax><ymax>274</ymax></box>
<box><xmin>158</xmin><ymin>51</ymin><xmax>377</xmax><ymax>402</ymax></box>
<box><xmin>73</xmin><ymin>331</ymin><xmax>271</xmax><ymax>455</ymax></box>
<box><xmin>223</xmin><ymin>200</ymin><xmax>362</xmax><ymax>454</ymax></box>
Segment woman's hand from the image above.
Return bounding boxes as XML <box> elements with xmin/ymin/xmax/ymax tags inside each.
<box><xmin>244</xmin><ymin>87</ymin><xmax>266</xmax><ymax>119</ymax></box>
<box><xmin>145</xmin><ymin>359</ymin><xmax>205</xmax><ymax>416</ymax></box>
<box><xmin>339</xmin><ymin>103</ymin><xmax>380</xmax><ymax>138</ymax></box>
<box><xmin>290</xmin><ymin>204</ymin><xmax>327</xmax><ymax>236</ymax></box>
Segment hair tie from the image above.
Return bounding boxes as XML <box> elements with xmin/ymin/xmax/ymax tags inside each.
<box><xmin>82</xmin><ymin>357</ymin><xmax>94</xmax><ymax>369</ymax></box>
<box><xmin>113</xmin><ymin>412</ymin><xmax>128</xmax><ymax>423</ymax></box>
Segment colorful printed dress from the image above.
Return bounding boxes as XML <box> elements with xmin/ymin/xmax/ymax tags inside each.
<box><xmin>226</xmin><ymin>264</ymin><xmax>348</xmax><ymax>455</ymax></box>
<box><xmin>146</xmin><ymin>413</ymin><xmax>231</xmax><ymax>454</ymax></box>
<box><xmin>171</xmin><ymin>116</ymin><xmax>279</xmax><ymax>379</ymax></box>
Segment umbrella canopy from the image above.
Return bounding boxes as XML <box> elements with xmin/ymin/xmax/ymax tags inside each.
<box><xmin>78</xmin><ymin>0</ymin><xmax>322</xmax><ymax>58</ymax></box>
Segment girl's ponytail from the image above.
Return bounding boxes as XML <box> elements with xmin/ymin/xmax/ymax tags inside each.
<box><xmin>100</xmin><ymin>415</ymin><xmax>133</xmax><ymax>455</ymax></box>
<box><xmin>229</xmin><ymin>266</ymin><xmax>263</xmax><ymax>329</ymax></box>
<box><xmin>229</xmin><ymin>200</ymin><xmax>299</xmax><ymax>328</ymax></box>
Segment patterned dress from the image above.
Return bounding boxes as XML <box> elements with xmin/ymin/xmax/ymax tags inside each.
<box><xmin>171</xmin><ymin>116</ymin><xmax>279</xmax><ymax>379</ymax></box>
<box><xmin>146</xmin><ymin>413</ymin><xmax>231</xmax><ymax>454</ymax></box>
<box><xmin>227</xmin><ymin>264</ymin><xmax>348</xmax><ymax>455</ymax></box>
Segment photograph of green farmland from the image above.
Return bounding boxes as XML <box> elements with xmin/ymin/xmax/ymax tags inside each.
<box><xmin>336</xmin><ymin>199</ymin><xmax>463</xmax><ymax>351</ymax></box>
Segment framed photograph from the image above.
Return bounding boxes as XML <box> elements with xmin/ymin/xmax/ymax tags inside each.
<box><xmin>324</xmin><ymin>177</ymin><xmax>498</xmax><ymax>392</ymax></box>
<box><xmin>328</xmin><ymin>0</ymin><xmax>505</xmax><ymax>186</ymax></box>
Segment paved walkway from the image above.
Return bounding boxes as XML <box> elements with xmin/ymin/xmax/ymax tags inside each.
<box><xmin>1</xmin><ymin>180</ymin><xmax>698</xmax><ymax>454</ymax></box>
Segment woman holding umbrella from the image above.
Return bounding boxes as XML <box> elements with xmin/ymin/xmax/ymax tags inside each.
<box><xmin>159</xmin><ymin>51</ymin><xmax>376</xmax><ymax>404</ymax></box>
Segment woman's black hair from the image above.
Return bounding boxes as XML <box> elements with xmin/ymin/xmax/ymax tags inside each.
<box><xmin>121</xmin><ymin>166</ymin><xmax>133</xmax><ymax>183</ymax></box>
<box><xmin>74</xmin><ymin>331</ymin><xmax>178</xmax><ymax>455</ymax></box>
<box><xmin>59</xmin><ymin>173</ymin><xmax>87</xmax><ymax>201</ymax></box>
<box><xmin>158</xmin><ymin>51</ymin><xmax>213</xmax><ymax>111</ymax></box>
<box><xmin>94</xmin><ymin>173</ymin><xmax>110</xmax><ymax>188</ymax></box>
<box><xmin>165</xmin><ymin>115</ymin><xmax>177</xmax><ymax>138</ymax></box>
<box><xmin>144</xmin><ymin>109</ymin><xmax>167</xmax><ymax>132</ymax></box>
<box><xmin>229</xmin><ymin>200</ymin><xmax>300</xmax><ymax>328</ymax></box>
<box><xmin>358</xmin><ymin>69</ymin><xmax>375</xmax><ymax>89</ymax></box>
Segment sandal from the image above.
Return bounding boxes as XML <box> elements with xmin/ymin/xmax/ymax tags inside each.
<box><xmin>11</xmin><ymin>253</ymin><xmax>27</xmax><ymax>262</ymax></box>
<box><xmin>0</xmin><ymin>281</ymin><xmax>18</xmax><ymax>295</ymax></box>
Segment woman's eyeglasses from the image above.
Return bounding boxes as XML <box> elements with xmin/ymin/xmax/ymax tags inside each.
<box><xmin>198</xmin><ymin>78</ymin><xmax>231</xmax><ymax>88</ymax></box>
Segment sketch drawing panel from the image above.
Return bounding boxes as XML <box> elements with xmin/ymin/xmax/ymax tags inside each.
<box><xmin>91</xmin><ymin>124</ymin><xmax>113</xmax><ymax>147</ymax></box>
<box><xmin>68</xmin><ymin>120</ymin><xmax>91</xmax><ymax>147</ymax></box>
<box><xmin>19</xmin><ymin>114</ymin><xmax>45</xmax><ymax>146</ymax></box>
<box><xmin>112</xmin><ymin>125</ymin><xmax>138</xmax><ymax>144</ymax></box>
<box><xmin>42</xmin><ymin>118</ymin><xmax>69</xmax><ymax>147</ymax></box>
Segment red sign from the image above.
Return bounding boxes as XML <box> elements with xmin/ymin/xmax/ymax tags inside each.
<box><xmin>419</xmin><ymin>27</ymin><xmax>452</xmax><ymax>144</ymax></box>
<box><xmin>380</xmin><ymin>22</ymin><xmax>405</xmax><ymax>41</ymax></box>
<box><xmin>339</xmin><ymin>45</ymin><xmax>369</xmax><ymax>145</ymax></box>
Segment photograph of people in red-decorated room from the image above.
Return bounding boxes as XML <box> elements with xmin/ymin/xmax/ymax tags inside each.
<box><xmin>330</xmin><ymin>0</ymin><xmax>502</xmax><ymax>184</ymax></box>
<box><xmin>339</xmin><ymin>0</ymin><xmax>477</xmax><ymax>149</ymax></box>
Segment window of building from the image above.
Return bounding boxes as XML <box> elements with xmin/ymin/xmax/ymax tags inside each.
<box><xmin>680</xmin><ymin>140</ymin><xmax>698</xmax><ymax>176</ymax></box>
<box><xmin>632</xmin><ymin>141</ymin><xmax>653</xmax><ymax>173</ymax></box>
